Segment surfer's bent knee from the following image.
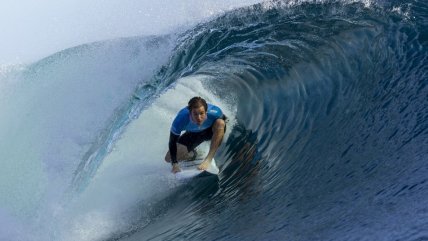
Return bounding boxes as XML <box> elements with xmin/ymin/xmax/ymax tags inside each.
<box><xmin>213</xmin><ymin>118</ymin><xmax>226</xmax><ymax>132</ymax></box>
<box><xmin>165</xmin><ymin>151</ymin><xmax>171</xmax><ymax>162</ymax></box>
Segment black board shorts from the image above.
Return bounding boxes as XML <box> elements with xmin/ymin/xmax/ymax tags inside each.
<box><xmin>178</xmin><ymin>115</ymin><xmax>227</xmax><ymax>152</ymax></box>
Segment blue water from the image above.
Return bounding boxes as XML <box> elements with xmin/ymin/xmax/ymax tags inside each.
<box><xmin>0</xmin><ymin>0</ymin><xmax>427</xmax><ymax>240</ymax></box>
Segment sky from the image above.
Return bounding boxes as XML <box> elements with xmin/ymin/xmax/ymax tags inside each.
<box><xmin>0</xmin><ymin>0</ymin><xmax>262</xmax><ymax>65</ymax></box>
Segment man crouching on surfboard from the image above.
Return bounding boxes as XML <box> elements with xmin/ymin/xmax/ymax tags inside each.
<box><xmin>165</xmin><ymin>96</ymin><xmax>226</xmax><ymax>173</ymax></box>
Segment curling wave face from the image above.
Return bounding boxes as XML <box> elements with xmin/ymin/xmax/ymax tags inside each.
<box><xmin>0</xmin><ymin>0</ymin><xmax>427</xmax><ymax>240</ymax></box>
<box><xmin>125</xmin><ymin>1</ymin><xmax>428</xmax><ymax>240</ymax></box>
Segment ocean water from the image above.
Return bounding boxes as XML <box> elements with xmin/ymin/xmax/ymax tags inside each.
<box><xmin>0</xmin><ymin>0</ymin><xmax>427</xmax><ymax>240</ymax></box>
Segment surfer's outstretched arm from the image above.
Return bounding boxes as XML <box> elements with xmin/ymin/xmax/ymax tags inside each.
<box><xmin>198</xmin><ymin>118</ymin><xmax>225</xmax><ymax>170</ymax></box>
<box><xmin>166</xmin><ymin>132</ymin><xmax>182</xmax><ymax>173</ymax></box>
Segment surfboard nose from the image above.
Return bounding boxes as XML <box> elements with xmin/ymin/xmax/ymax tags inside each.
<box><xmin>206</xmin><ymin>159</ymin><xmax>219</xmax><ymax>175</ymax></box>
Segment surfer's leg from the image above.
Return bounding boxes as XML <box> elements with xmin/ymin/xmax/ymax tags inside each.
<box><xmin>178</xmin><ymin>131</ymin><xmax>208</xmax><ymax>159</ymax></box>
<box><xmin>164</xmin><ymin>143</ymin><xmax>194</xmax><ymax>162</ymax></box>
<box><xmin>165</xmin><ymin>131</ymin><xmax>204</xmax><ymax>162</ymax></box>
<box><xmin>198</xmin><ymin>118</ymin><xmax>225</xmax><ymax>170</ymax></box>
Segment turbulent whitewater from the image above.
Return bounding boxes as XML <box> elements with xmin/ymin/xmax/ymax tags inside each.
<box><xmin>0</xmin><ymin>0</ymin><xmax>427</xmax><ymax>240</ymax></box>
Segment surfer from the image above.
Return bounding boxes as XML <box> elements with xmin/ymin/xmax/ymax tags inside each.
<box><xmin>165</xmin><ymin>96</ymin><xmax>226</xmax><ymax>173</ymax></box>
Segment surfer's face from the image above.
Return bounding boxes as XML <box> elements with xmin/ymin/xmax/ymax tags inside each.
<box><xmin>191</xmin><ymin>105</ymin><xmax>207</xmax><ymax>126</ymax></box>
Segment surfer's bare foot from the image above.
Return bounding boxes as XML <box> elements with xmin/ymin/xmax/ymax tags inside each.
<box><xmin>198</xmin><ymin>159</ymin><xmax>211</xmax><ymax>170</ymax></box>
<box><xmin>172</xmin><ymin>163</ymin><xmax>181</xmax><ymax>173</ymax></box>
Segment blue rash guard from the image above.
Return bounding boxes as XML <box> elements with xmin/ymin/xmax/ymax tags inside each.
<box><xmin>170</xmin><ymin>104</ymin><xmax>223</xmax><ymax>135</ymax></box>
<box><xmin>169</xmin><ymin>103</ymin><xmax>224</xmax><ymax>164</ymax></box>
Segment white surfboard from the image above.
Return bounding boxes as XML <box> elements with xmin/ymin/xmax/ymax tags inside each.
<box><xmin>175</xmin><ymin>158</ymin><xmax>219</xmax><ymax>180</ymax></box>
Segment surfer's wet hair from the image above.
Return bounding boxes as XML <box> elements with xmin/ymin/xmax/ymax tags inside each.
<box><xmin>188</xmin><ymin>96</ymin><xmax>208</xmax><ymax>111</ymax></box>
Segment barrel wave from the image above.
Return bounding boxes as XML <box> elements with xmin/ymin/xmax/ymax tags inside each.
<box><xmin>0</xmin><ymin>1</ymin><xmax>427</xmax><ymax>241</ymax></box>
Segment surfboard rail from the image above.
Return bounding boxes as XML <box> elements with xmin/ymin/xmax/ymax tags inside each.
<box><xmin>175</xmin><ymin>158</ymin><xmax>219</xmax><ymax>180</ymax></box>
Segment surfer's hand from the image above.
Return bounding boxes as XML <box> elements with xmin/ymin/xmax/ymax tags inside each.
<box><xmin>172</xmin><ymin>163</ymin><xmax>181</xmax><ymax>173</ymax></box>
<box><xmin>198</xmin><ymin>159</ymin><xmax>211</xmax><ymax>171</ymax></box>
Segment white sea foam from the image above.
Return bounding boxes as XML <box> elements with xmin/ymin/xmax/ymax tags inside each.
<box><xmin>53</xmin><ymin>75</ymin><xmax>236</xmax><ymax>240</ymax></box>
